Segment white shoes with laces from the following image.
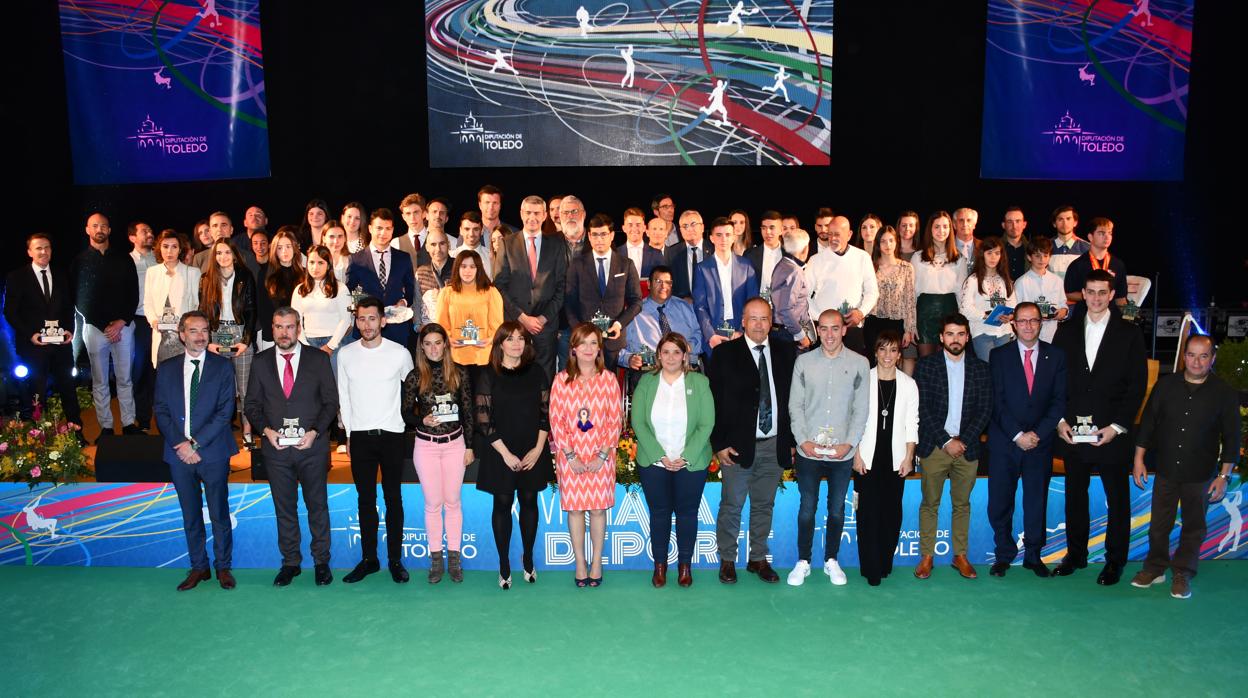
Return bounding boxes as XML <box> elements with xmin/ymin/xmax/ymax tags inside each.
<box><xmin>787</xmin><ymin>560</ymin><xmax>811</xmax><ymax>586</ymax></box>
<box><xmin>824</xmin><ymin>558</ymin><xmax>848</xmax><ymax>585</ymax></box>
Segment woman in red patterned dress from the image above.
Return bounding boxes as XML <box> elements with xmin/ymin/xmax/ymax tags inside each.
<box><xmin>549</xmin><ymin>323</ymin><xmax>622</xmax><ymax>587</ymax></box>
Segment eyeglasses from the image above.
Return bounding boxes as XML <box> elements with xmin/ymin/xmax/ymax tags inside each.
<box><xmin>680</xmin><ymin>222</ymin><xmax>703</xmax><ymax>230</ymax></box>
<box><xmin>1014</xmin><ymin>319</ymin><xmax>1042</xmax><ymax>326</ymax></box>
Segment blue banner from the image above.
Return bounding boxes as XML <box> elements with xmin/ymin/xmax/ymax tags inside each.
<box><xmin>3</xmin><ymin>478</ymin><xmax>1244</xmax><ymax>570</ymax></box>
<box><xmin>58</xmin><ymin>0</ymin><xmax>270</xmax><ymax>185</ymax></box>
<box><xmin>980</xmin><ymin>0</ymin><xmax>1192</xmax><ymax>181</ymax></box>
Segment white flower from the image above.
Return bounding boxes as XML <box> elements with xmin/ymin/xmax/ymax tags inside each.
<box><xmin>49</xmin><ymin>451</ymin><xmax>61</xmax><ymax>461</ymax></box>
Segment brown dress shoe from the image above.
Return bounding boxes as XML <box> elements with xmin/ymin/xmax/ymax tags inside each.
<box><xmin>177</xmin><ymin>568</ymin><xmax>211</xmax><ymax>591</ymax></box>
<box><xmin>652</xmin><ymin>562</ymin><xmax>668</xmax><ymax>588</ymax></box>
<box><xmin>217</xmin><ymin>569</ymin><xmax>237</xmax><ymax>590</ymax></box>
<box><xmin>951</xmin><ymin>554</ymin><xmax>978</xmax><ymax>579</ymax></box>
<box><xmin>677</xmin><ymin>563</ymin><xmax>693</xmax><ymax>587</ymax></box>
<box><xmin>913</xmin><ymin>555</ymin><xmax>934</xmax><ymax>579</ymax></box>
<box><xmin>746</xmin><ymin>560</ymin><xmax>780</xmax><ymax>583</ymax></box>
<box><xmin>718</xmin><ymin>561</ymin><xmax>737</xmax><ymax>584</ymax></box>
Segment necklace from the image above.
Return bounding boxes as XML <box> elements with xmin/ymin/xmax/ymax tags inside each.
<box><xmin>877</xmin><ymin>378</ymin><xmax>896</xmax><ymax>430</ymax></box>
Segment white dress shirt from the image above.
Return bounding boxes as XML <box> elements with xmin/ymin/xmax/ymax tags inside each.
<box><xmin>130</xmin><ymin>250</ymin><xmax>157</xmax><ymax>313</ymax></box>
<box><xmin>369</xmin><ymin>245</ymin><xmax>391</xmax><ymax>280</ymax></box>
<box><xmin>745</xmin><ymin>335</ymin><xmax>779</xmax><ymax>439</ymax></box>
<box><xmin>1084</xmin><ymin>311</ymin><xmax>1109</xmax><ymax>371</ymax></box>
<box><xmin>31</xmin><ymin>262</ymin><xmax>52</xmax><ymax>295</ymax></box>
<box><xmin>651</xmin><ymin>373</ymin><xmax>689</xmax><ymax>460</ymax></box>
<box><xmin>182</xmin><ymin>351</ymin><xmax>206</xmax><ymax>440</ymax></box>
<box><xmin>714</xmin><ymin>254</ymin><xmax>735</xmax><ymax>321</ymax></box>
<box><xmin>760</xmin><ymin>244</ymin><xmax>782</xmax><ymax>290</ymax></box>
<box><xmin>624</xmin><ymin>242</ymin><xmax>645</xmax><ymax>277</ymax></box>
<box><xmin>275</xmin><ymin>342</ymin><xmax>302</xmax><ymax>384</ymax></box>
<box><xmin>1014</xmin><ymin>268</ymin><xmax>1066</xmax><ymax>343</ymax></box>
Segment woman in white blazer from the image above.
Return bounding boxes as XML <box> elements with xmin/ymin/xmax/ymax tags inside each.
<box><xmin>852</xmin><ymin>329</ymin><xmax>919</xmax><ymax>586</ymax></box>
<box><xmin>144</xmin><ymin>230</ymin><xmax>201</xmax><ymax>366</ymax></box>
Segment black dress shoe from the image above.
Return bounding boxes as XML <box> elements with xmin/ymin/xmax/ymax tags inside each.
<box><xmin>746</xmin><ymin>560</ymin><xmax>780</xmax><ymax>583</ymax></box>
<box><xmin>314</xmin><ymin>563</ymin><xmax>333</xmax><ymax>586</ymax></box>
<box><xmin>718</xmin><ymin>561</ymin><xmax>737</xmax><ymax>584</ymax></box>
<box><xmin>273</xmin><ymin>565</ymin><xmax>302</xmax><ymax>587</ymax></box>
<box><xmin>177</xmin><ymin>568</ymin><xmax>211</xmax><ymax>591</ymax></box>
<box><xmin>1051</xmin><ymin>558</ymin><xmax>1086</xmax><ymax>577</ymax></box>
<box><xmin>1097</xmin><ymin>562</ymin><xmax>1123</xmax><ymax>586</ymax></box>
<box><xmin>122</xmin><ymin>423</ymin><xmax>147</xmax><ymax>436</ymax></box>
<box><xmin>343</xmin><ymin>559</ymin><xmax>380</xmax><ymax>584</ymax></box>
<box><xmin>1022</xmin><ymin>560</ymin><xmax>1051</xmax><ymax>578</ymax></box>
<box><xmin>389</xmin><ymin>561</ymin><xmax>410</xmax><ymax>583</ymax></box>
<box><xmin>989</xmin><ymin>561</ymin><xmax>1010</xmax><ymax>577</ymax></box>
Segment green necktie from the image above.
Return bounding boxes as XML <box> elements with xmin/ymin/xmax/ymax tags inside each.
<box><xmin>189</xmin><ymin>359</ymin><xmax>201</xmax><ymax>435</ymax></box>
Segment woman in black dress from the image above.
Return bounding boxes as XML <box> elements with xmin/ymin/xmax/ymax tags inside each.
<box><xmin>475</xmin><ymin>321</ymin><xmax>553</xmax><ymax>589</ymax></box>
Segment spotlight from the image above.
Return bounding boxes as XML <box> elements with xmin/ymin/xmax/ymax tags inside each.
<box><xmin>71</xmin><ymin>367</ymin><xmax>78</xmax><ymax>378</ymax></box>
<box><xmin>13</xmin><ymin>364</ymin><xmax>29</xmax><ymax>379</ymax></box>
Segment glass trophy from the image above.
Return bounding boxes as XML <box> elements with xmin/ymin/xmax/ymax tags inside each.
<box><xmin>1072</xmin><ymin>415</ymin><xmax>1100</xmax><ymax>444</ymax></box>
<box><xmin>760</xmin><ymin>286</ymin><xmax>773</xmax><ymax>305</ymax></box>
<box><xmin>716</xmin><ymin>319</ymin><xmax>736</xmax><ymax>338</ymax></box>
<box><xmin>39</xmin><ymin>320</ymin><xmax>66</xmax><ymax>344</ymax></box>
<box><xmin>636</xmin><ymin>346</ymin><xmax>657</xmax><ymax>370</ymax></box>
<box><xmin>838</xmin><ymin>301</ymin><xmax>852</xmax><ymax>318</ymax></box>
<box><xmin>213</xmin><ymin>321</ymin><xmax>243</xmax><ymax>357</ymax></box>
<box><xmin>813</xmin><ymin>426</ymin><xmax>840</xmax><ymax>457</ymax></box>
<box><xmin>349</xmin><ymin>284</ymin><xmax>367</xmax><ymax>311</ymax></box>
<box><xmin>1035</xmin><ymin>296</ymin><xmax>1057</xmax><ymax>319</ymax></box>
<box><xmin>157</xmin><ymin>309</ymin><xmax>179</xmax><ymax>332</ymax></box>
<box><xmin>458</xmin><ymin>318</ymin><xmax>482</xmax><ymax>346</ymax></box>
<box><xmin>277</xmin><ymin>418</ymin><xmax>306</xmax><ymax>446</ymax></box>
<box><xmin>431</xmin><ymin>393</ymin><xmax>460</xmax><ymax>423</ymax></box>
<box><xmin>591</xmin><ymin>310</ymin><xmax>613</xmax><ymax>333</ymax></box>
<box><xmin>988</xmin><ymin>291</ymin><xmax>1006</xmax><ymax>308</ymax></box>
<box><xmin>1122</xmin><ymin>299</ymin><xmax>1139</xmax><ymax>322</ymax></box>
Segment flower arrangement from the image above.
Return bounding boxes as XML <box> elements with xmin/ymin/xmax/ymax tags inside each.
<box><xmin>0</xmin><ymin>397</ymin><xmax>89</xmax><ymax>487</ymax></box>
<box><xmin>616</xmin><ymin>427</ymin><xmax>640</xmax><ymax>490</ymax></box>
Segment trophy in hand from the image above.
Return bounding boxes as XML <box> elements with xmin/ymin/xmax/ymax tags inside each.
<box><xmin>591</xmin><ymin>310</ymin><xmax>613</xmax><ymax>334</ymax></box>
<box><xmin>1122</xmin><ymin>299</ymin><xmax>1139</xmax><ymax>322</ymax></box>
<box><xmin>431</xmin><ymin>394</ymin><xmax>460</xmax><ymax>423</ymax></box>
<box><xmin>213</xmin><ymin>321</ymin><xmax>243</xmax><ymax>357</ymax></box>
<box><xmin>716</xmin><ymin>319</ymin><xmax>736</xmax><ymax>338</ymax></box>
<box><xmin>813</xmin><ymin>426</ymin><xmax>840</xmax><ymax>457</ymax></box>
<box><xmin>636</xmin><ymin>346</ymin><xmax>657</xmax><ymax>370</ymax></box>
<box><xmin>277</xmin><ymin>418</ymin><xmax>306</xmax><ymax>446</ymax></box>
<box><xmin>157</xmin><ymin>308</ymin><xmax>179</xmax><ymax>332</ymax></box>
<box><xmin>39</xmin><ymin>320</ymin><xmax>66</xmax><ymax>345</ymax></box>
<box><xmin>458</xmin><ymin>318</ymin><xmax>482</xmax><ymax>346</ymax></box>
<box><xmin>1072</xmin><ymin>415</ymin><xmax>1100</xmax><ymax>444</ymax></box>
<box><xmin>349</xmin><ymin>284</ymin><xmax>367</xmax><ymax>311</ymax></box>
<box><xmin>1035</xmin><ymin>296</ymin><xmax>1057</xmax><ymax>319</ymax></box>
<box><xmin>838</xmin><ymin>301</ymin><xmax>852</xmax><ymax>318</ymax></box>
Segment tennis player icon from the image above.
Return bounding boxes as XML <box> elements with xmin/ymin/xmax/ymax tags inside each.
<box><xmin>762</xmin><ymin>65</ymin><xmax>790</xmax><ymax>101</ymax></box>
<box><xmin>577</xmin><ymin>6</ymin><xmax>591</xmax><ymax>37</ymax></box>
<box><xmin>717</xmin><ymin>1</ymin><xmax>760</xmax><ymax>35</ymax></box>
<box><xmin>1218</xmin><ymin>490</ymin><xmax>1242</xmax><ymax>553</ymax></box>
<box><xmin>620</xmin><ymin>45</ymin><xmax>635</xmax><ymax>88</ymax></box>
<box><xmin>488</xmin><ymin>49</ymin><xmax>519</xmax><ymax>75</ymax></box>
<box><xmin>699</xmin><ymin>79</ymin><xmax>730</xmax><ymax>127</ymax></box>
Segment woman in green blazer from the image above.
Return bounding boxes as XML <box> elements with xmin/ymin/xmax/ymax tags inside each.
<box><xmin>630</xmin><ymin>332</ymin><xmax>715</xmax><ymax>588</ymax></box>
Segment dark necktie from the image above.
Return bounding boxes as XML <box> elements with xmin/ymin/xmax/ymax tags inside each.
<box><xmin>597</xmin><ymin>257</ymin><xmax>607</xmax><ymax>297</ymax></box>
<box><xmin>189</xmin><ymin>359</ymin><xmax>201</xmax><ymax>433</ymax></box>
<box><xmin>657</xmin><ymin>304</ymin><xmax>671</xmax><ymax>336</ymax></box>
<box><xmin>40</xmin><ymin>269</ymin><xmax>51</xmax><ymax>303</ymax></box>
<box><xmin>377</xmin><ymin>250</ymin><xmax>388</xmax><ymax>288</ymax></box>
<box><xmin>689</xmin><ymin>246</ymin><xmax>698</xmax><ymax>280</ymax></box>
<box><xmin>755</xmin><ymin>345</ymin><xmax>772</xmax><ymax>434</ymax></box>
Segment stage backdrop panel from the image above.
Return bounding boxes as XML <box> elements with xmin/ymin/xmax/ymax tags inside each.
<box><xmin>3</xmin><ymin>478</ymin><xmax>1244</xmax><ymax>570</ymax></box>
<box><xmin>58</xmin><ymin>0</ymin><xmax>270</xmax><ymax>185</ymax></box>
<box><xmin>425</xmin><ymin>0</ymin><xmax>832</xmax><ymax>167</ymax></box>
<box><xmin>980</xmin><ymin>0</ymin><xmax>1192</xmax><ymax>181</ymax></box>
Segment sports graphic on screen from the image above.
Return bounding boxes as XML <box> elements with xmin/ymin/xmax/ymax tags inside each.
<box><xmin>58</xmin><ymin>0</ymin><xmax>270</xmax><ymax>185</ymax></box>
<box><xmin>426</xmin><ymin>1</ymin><xmax>832</xmax><ymax>167</ymax></box>
<box><xmin>981</xmin><ymin>0</ymin><xmax>1192</xmax><ymax>181</ymax></box>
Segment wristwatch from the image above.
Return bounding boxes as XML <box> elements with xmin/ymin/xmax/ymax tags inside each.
<box><xmin>1220</xmin><ymin>472</ymin><xmax>1233</xmax><ymax>482</ymax></box>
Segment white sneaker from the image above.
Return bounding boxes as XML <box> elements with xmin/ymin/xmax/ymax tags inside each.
<box><xmin>787</xmin><ymin>560</ymin><xmax>811</xmax><ymax>586</ymax></box>
<box><xmin>336</xmin><ymin>444</ymin><xmax>348</xmax><ymax>454</ymax></box>
<box><xmin>824</xmin><ymin>558</ymin><xmax>848</xmax><ymax>585</ymax></box>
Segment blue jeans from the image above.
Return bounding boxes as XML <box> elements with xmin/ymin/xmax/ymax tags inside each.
<box><xmin>972</xmin><ymin>333</ymin><xmax>1013</xmax><ymax>363</ymax></box>
<box><xmin>638</xmin><ymin>465</ymin><xmax>708</xmax><ymax>565</ymax></box>
<box><xmin>795</xmin><ymin>454</ymin><xmax>853</xmax><ymax>562</ymax></box>
<box><xmin>305</xmin><ymin>336</ymin><xmax>339</xmax><ymax>377</ymax></box>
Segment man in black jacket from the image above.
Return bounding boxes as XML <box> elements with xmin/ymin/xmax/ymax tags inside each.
<box><xmin>4</xmin><ymin>233</ymin><xmax>81</xmax><ymax>426</ymax></box>
<box><xmin>709</xmin><ymin>297</ymin><xmax>796</xmax><ymax>584</ymax></box>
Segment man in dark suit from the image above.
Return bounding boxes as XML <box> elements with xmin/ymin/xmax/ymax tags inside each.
<box><xmin>709</xmin><ymin>297</ymin><xmax>796</xmax><ymax>584</ymax></box>
<box><xmin>244</xmin><ymin>306</ymin><xmax>340</xmax><ymax>587</ymax></box>
<box><xmin>567</xmin><ymin>214</ymin><xmax>642</xmax><ymax>369</ymax></box>
<box><xmin>153</xmin><ymin>311</ymin><xmax>239</xmax><ymax>591</ymax></box>
<box><xmin>346</xmin><ymin>208</ymin><xmax>416</xmax><ymax>346</ymax></box>
<box><xmin>745</xmin><ymin>210</ymin><xmax>811</xmax><ymax>348</ymax></box>
<box><xmin>493</xmin><ymin>194</ymin><xmax>569</xmax><ymax>376</ymax></box>
<box><xmin>1052</xmin><ymin>269</ymin><xmax>1146</xmax><ymax>585</ymax></box>
<box><xmin>694</xmin><ymin>218</ymin><xmax>759</xmax><ymax>360</ymax></box>
<box><xmin>3</xmin><ymin>233</ymin><xmax>82</xmax><ymax>426</ymax></box>
<box><xmin>914</xmin><ymin>312</ymin><xmax>992</xmax><ymax>580</ymax></box>
<box><xmin>987</xmin><ymin>302</ymin><xmax>1067</xmax><ymax>577</ymax></box>
<box><xmin>664</xmin><ymin>210</ymin><xmax>714</xmax><ymax>300</ymax></box>
<box><xmin>616</xmin><ymin>207</ymin><xmax>664</xmax><ymax>281</ymax></box>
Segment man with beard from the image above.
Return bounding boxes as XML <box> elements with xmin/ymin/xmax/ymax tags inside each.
<box><xmin>128</xmin><ymin>221</ymin><xmax>158</xmax><ymax>430</ymax></box>
<box><xmin>245</xmin><ymin>307</ymin><xmax>339</xmax><ymax>587</ymax></box>
<box><xmin>451</xmin><ymin>211</ymin><xmax>491</xmax><ymax>277</ymax></box>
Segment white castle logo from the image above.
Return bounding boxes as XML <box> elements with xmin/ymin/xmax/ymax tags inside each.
<box><xmin>1041</xmin><ymin>110</ymin><xmax>1125</xmax><ymax>154</ymax></box>
<box><xmin>127</xmin><ymin>114</ymin><xmax>208</xmax><ymax>155</ymax></box>
<box><xmin>449</xmin><ymin>112</ymin><xmax>524</xmax><ymax>152</ymax></box>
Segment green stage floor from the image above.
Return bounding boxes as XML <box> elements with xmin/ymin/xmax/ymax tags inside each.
<box><xmin>4</xmin><ymin>562</ymin><xmax>1245</xmax><ymax>696</ymax></box>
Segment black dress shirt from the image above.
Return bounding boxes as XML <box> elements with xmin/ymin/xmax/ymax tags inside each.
<box><xmin>1136</xmin><ymin>373</ymin><xmax>1240</xmax><ymax>483</ymax></box>
<box><xmin>71</xmin><ymin>246</ymin><xmax>139</xmax><ymax>330</ymax></box>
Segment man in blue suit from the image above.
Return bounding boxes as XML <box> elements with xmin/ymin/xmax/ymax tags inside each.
<box><xmin>693</xmin><ymin>217</ymin><xmax>759</xmax><ymax>360</ymax></box>
<box><xmin>153</xmin><ymin>310</ymin><xmax>239</xmax><ymax>591</ymax></box>
<box><xmin>664</xmin><ymin>210</ymin><xmax>714</xmax><ymax>300</ymax></box>
<box><xmin>567</xmin><ymin>214</ymin><xmax>643</xmax><ymax>369</ymax></box>
<box><xmin>987</xmin><ymin>303</ymin><xmax>1067</xmax><ymax>577</ymax></box>
<box><xmin>616</xmin><ymin>207</ymin><xmax>664</xmax><ymax>280</ymax></box>
<box><xmin>346</xmin><ymin>208</ymin><xmax>416</xmax><ymax>345</ymax></box>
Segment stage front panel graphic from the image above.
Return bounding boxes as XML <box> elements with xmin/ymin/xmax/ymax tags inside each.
<box><xmin>981</xmin><ymin>0</ymin><xmax>1192</xmax><ymax>181</ymax></box>
<box><xmin>426</xmin><ymin>0</ymin><xmax>832</xmax><ymax>167</ymax></box>
<box><xmin>58</xmin><ymin>0</ymin><xmax>271</xmax><ymax>185</ymax></box>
